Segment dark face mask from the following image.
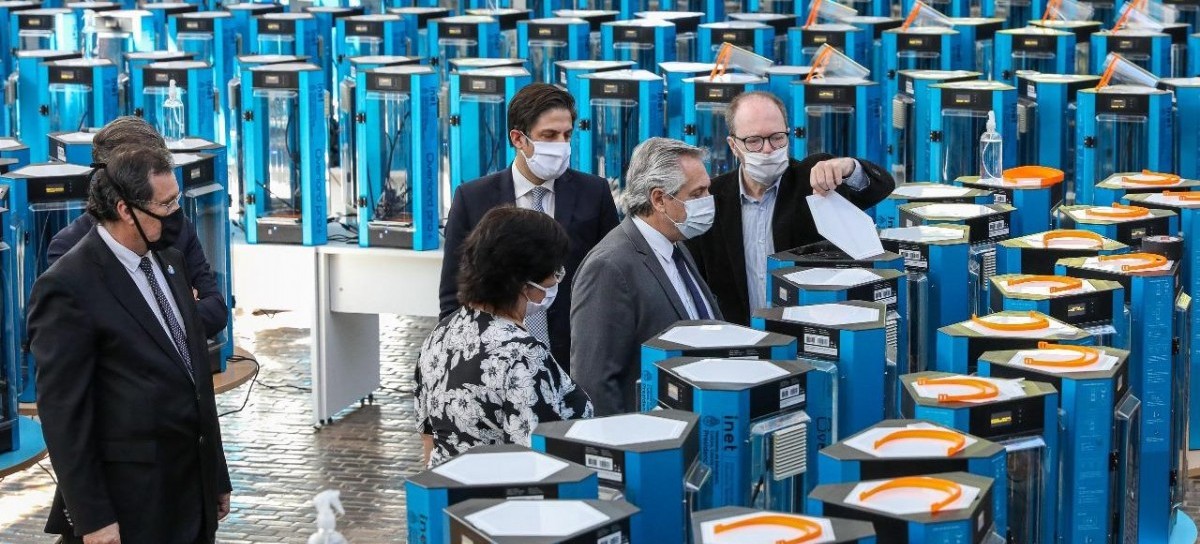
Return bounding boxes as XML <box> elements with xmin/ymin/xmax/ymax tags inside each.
<box><xmin>129</xmin><ymin>203</ymin><xmax>184</xmax><ymax>253</ymax></box>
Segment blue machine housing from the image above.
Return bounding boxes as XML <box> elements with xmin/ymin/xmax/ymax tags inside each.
<box><xmin>993</xmin><ymin>27</ymin><xmax>1074</xmax><ymax>85</ymax></box>
<box><xmin>817</xmin><ymin>419</ymin><xmax>1007</xmax><ymax>533</ymax></box>
<box><xmin>949</xmin><ymin>17</ymin><xmax>1004</xmax><ymax>76</ymax></box>
<box><xmin>766</xmin><ymin>65</ymin><xmax>813</xmax><ymax>107</ymax></box>
<box><xmin>791</xmin><ymin>76</ymin><xmax>883</xmax><ymax>166</ymax></box>
<box><xmin>1</xmin><ymin>162</ymin><xmax>93</xmax><ymax>403</ymax></box>
<box><xmin>226</xmin><ymin>3</ymin><xmax>284</xmax><ymax>58</ymax></box>
<box><xmin>600</xmin><ymin>19</ymin><xmax>675</xmax><ymax>72</ymax></box>
<box><xmin>1091</xmin><ymin>30</ymin><xmax>1173</xmax><ymax>77</ymax></box>
<box><xmin>882</xmin><ymin>28</ymin><xmax>961</xmax><ymax>141</ymax></box>
<box><xmin>988</xmin><ymin>274</ymin><xmax>1127</xmax><ymax>346</ymax></box>
<box><xmin>532</xmin><ymin>410</ymin><xmax>701</xmax><ymax>544</ymax></box>
<box><xmin>1055</xmin><ymin>204</ymin><xmax>1178</xmax><ymax>250</ymax></box>
<box><xmin>902</xmin><ymin>0</ymin><xmax>974</xmax><ymax>17</ymax></box>
<box><xmin>681</xmin><ymin>74</ymin><xmax>769</xmax><ymax>175</ymax></box>
<box><xmin>787</xmin><ymin>24</ymin><xmax>870</xmax><ymax>68</ymax></box>
<box><xmin>558</xmin><ymin>59</ymin><xmax>635</xmax><ymax>102</ymax></box>
<box><xmin>885</xmin><ymin>69</ymin><xmax>980</xmax><ymax>184</ymax></box>
<box><xmin>874</xmin><ymin>183</ymin><xmax>991</xmax><ymax>228</ymax></box>
<box><xmin>517</xmin><ymin>17</ymin><xmax>590</xmax><ymax>84</ymax></box>
<box><xmin>727</xmin><ymin>13</ymin><xmax>792</xmax><ymax>64</ymax></box>
<box><xmin>900</xmin><ymin>373</ymin><xmax>1058</xmax><ymax>543</ymax></box>
<box><xmin>934</xmin><ymin>310</ymin><xmax>1094</xmax><ymax>375</ymax></box>
<box><xmin>0</xmin><ymin>139</ymin><xmax>31</xmax><ymax>170</ymax></box>
<box><xmin>551</xmin><ymin>9</ymin><xmax>620</xmax><ymax>61</ymax></box>
<box><xmin>134</xmin><ymin>60</ymin><xmax>216</xmax><ymax>143</ymax></box>
<box><xmin>956</xmin><ymin>175</ymin><xmax>1065</xmax><ymax>237</ymax></box>
<box><xmin>11</xmin><ymin>50</ymin><xmax>82</xmax><ymax>162</ymax></box>
<box><xmin>11</xmin><ymin>8</ymin><xmax>77</xmax><ymax>53</ymax></box>
<box><xmin>1014</xmin><ymin>74</ymin><xmax>1098</xmax><ymax>191</ymax></box>
<box><xmin>1192</xmin><ymin>33</ymin><xmax>1200</xmax><ymax>76</ymax></box>
<box><xmin>46</xmin><ymin>131</ymin><xmax>94</xmax><ymax>165</ymax></box>
<box><xmin>1095</xmin><ymin>172</ymin><xmax>1200</xmax><ymax>211</ymax></box>
<box><xmin>657</xmin><ymin>61</ymin><xmax>712</xmax><ymax>141</ymax></box>
<box><xmin>428</xmin><ymin>15</ymin><xmax>502</xmax><ymax>83</ymax></box>
<box><xmin>1030</xmin><ymin>18</ymin><xmax>1101</xmax><ymax>75</ymax></box>
<box><xmin>1054</xmin><ymin>256</ymin><xmax>1187</xmax><ymax>543</ymax></box>
<box><xmin>307</xmin><ymin>6</ymin><xmax>365</xmax><ymax>91</ymax></box>
<box><xmin>93</xmin><ymin>10</ymin><xmax>156</xmax><ymax>66</ymax></box>
<box><xmin>335</xmin><ymin>14</ymin><xmax>406</xmax><ymax>87</ymax></box>
<box><xmin>141</xmin><ymin>3</ymin><xmax>197</xmax><ymax>50</ymax></box>
<box><xmin>977</xmin><ymin>347</ymin><xmax>1134</xmax><ymax>544</ymax></box>
<box><xmin>639</xmin><ymin>319</ymin><xmax>798</xmax><ymax>413</ymax></box>
<box><xmin>982</xmin><ymin>0</ymin><xmax>1044</xmax><ymax>27</ymax></box>
<box><xmin>767</xmin><ymin>241</ymin><xmax>904</xmax><ymax>275</ymax></box>
<box><xmin>387</xmin><ymin>7</ymin><xmax>451</xmax><ymax>58</ymax></box>
<box><xmin>923</xmin><ymin>80</ymin><xmax>1016</xmax><ymax>183</ymax></box>
<box><xmin>808</xmin><ymin>471</ymin><xmax>998</xmax><ymax>542</ymax></box>
<box><xmin>752</xmin><ymin>301</ymin><xmax>889</xmax><ymax>438</ymax></box>
<box><xmin>843</xmin><ymin>16</ymin><xmax>903</xmax><ymax>84</ymax></box>
<box><xmin>353</xmin><ymin>65</ymin><xmax>439</xmax><ymax>250</ymax></box>
<box><xmin>1074</xmin><ymin>85</ymin><xmax>1174</xmax><ymax>206</ymax></box>
<box><xmin>45</xmin><ymin>58</ymin><xmax>119</xmax><ymax>134</ymax></box>
<box><xmin>169</xmin><ymin>11</ymin><xmax>235</xmax><ymax>146</ymax></box>
<box><xmin>697</xmin><ymin>21</ymin><xmax>775</xmax><ymax>64</ymax></box>
<box><xmin>404</xmin><ymin>444</ymin><xmax>599</xmax><ymax>544</ymax></box>
<box><xmin>251</xmin><ymin>12</ymin><xmax>320</xmax><ymax>59</ymax></box>
<box><xmin>654</xmin><ymin>356</ymin><xmax>837</xmax><ymax>512</ymax></box>
<box><xmin>575</xmin><ymin>69</ymin><xmax>663</xmax><ymax>204</ymax></box>
<box><xmin>461</xmin><ymin>8</ymin><xmax>530</xmax><ymax>61</ymax></box>
<box><xmin>123</xmin><ymin>51</ymin><xmax>195</xmax><ymax>118</ymax></box>
<box><xmin>633</xmin><ymin>11</ymin><xmax>704</xmax><ymax>64</ymax></box>
<box><xmin>0</xmin><ymin>1</ymin><xmax>42</xmax><ymax>83</ymax></box>
<box><xmin>241</xmin><ymin>62</ymin><xmax>328</xmax><ymax>246</ymax></box>
<box><xmin>0</xmin><ymin>185</ymin><xmax>13</xmax><ymax>453</ymax></box>
<box><xmin>1159</xmin><ymin>77</ymin><xmax>1200</xmax><ymax>179</ymax></box>
<box><xmin>448</xmin><ymin>66</ymin><xmax>530</xmax><ymax>195</ymax></box>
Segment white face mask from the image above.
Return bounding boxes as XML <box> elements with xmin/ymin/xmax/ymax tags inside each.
<box><xmin>525</xmin><ymin>280</ymin><xmax>559</xmax><ymax>314</ymax></box>
<box><xmin>741</xmin><ymin>146</ymin><xmax>790</xmax><ymax>186</ymax></box>
<box><xmin>665</xmin><ymin>194</ymin><xmax>716</xmax><ymax>239</ymax></box>
<box><xmin>520</xmin><ymin>132</ymin><xmax>571</xmax><ymax>181</ymax></box>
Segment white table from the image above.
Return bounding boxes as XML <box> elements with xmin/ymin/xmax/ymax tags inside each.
<box><xmin>232</xmin><ymin>235</ymin><xmax>442</xmax><ymax>425</ymax></box>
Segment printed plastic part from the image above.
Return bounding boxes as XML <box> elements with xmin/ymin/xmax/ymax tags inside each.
<box><xmin>1006</xmin><ymin>275</ymin><xmax>1083</xmax><ymax>293</ymax></box>
<box><xmin>916</xmin><ymin>376</ymin><xmax>1001</xmax><ymax>402</ymax></box>
<box><xmin>873</xmin><ymin>428</ymin><xmax>967</xmax><ymax>456</ymax></box>
<box><xmin>858</xmin><ymin>476</ymin><xmax>963</xmax><ymax>514</ymax></box>
<box><xmin>1022</xmin><ymin>342</ymin><xmax>1101</xmax><ymax>368</ymax></box>
<box><xmin>1097</xmin><ymin>53</ymin><xmax>1159</xmax><ymax>89</ymax></box>
<box><xmin>1162</xmin><ymin>190</ymin><xmax>1200</xmax><ymax>201</ymax></box>
<box><xmin>710</xmin><ymin>43</ymin><xmax>773</xmax><ymax>79</ymax></box>
<box><xmin>714</xmin><ymin>515</ymin><xmax>824</xmax><ymax>544</ymax></box>
<box><xmin>1097</xmin><ymin>252</ymin><xmax>1168</xmax><ymax>271</ymax></box>
<box><xmin>1084</xmin><ymin>202</ymin><xmax>1151</xmax><ymax>219</ymax></box>
<box><xmin>1002</xmin><ymin>166</ymin><xmax>1065</xmax><ymax>187</ymax></box>
<box><xmin>1124</xmin><ymin>170</ymin><xmax>1181</xmax><ymax>185</ymax></box>
<box><xmin>805</xmin><ymin>44</ymin><xmax>870</xmax><ymax>82</ymax></box>
<box><xmin>900</xmin><ymin>0</ymin><xmax>953</xmax><ymax>30</ymax></box>
<box><xmin>970</xmin><ymin>311</ymin><xmax>1051</xmax><ymax>331</ymax></box>
<box><xmin>1041</xmin><ymin>230</ymin><xmax>1104</xmax><ymax>248</ymax></box>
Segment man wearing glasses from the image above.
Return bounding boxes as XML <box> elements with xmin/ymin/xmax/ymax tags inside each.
<box><xmin>686</xmin><ymin>91</ymin><xmax>894</xmax><ymax>326</ymax></box>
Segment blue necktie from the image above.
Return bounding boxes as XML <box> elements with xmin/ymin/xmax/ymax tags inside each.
<box><xmin>526</xmin><ymin>186</ymin><xmax>551</xmax><ymax>346</ymax></box>
<box><xmin>139</xmin><ymin>256</ymin><xmax>195</xmax><ymax>383</ymax></box>
<box><xmin>671</xmin><ymin>246</ymin><xmax>711</xmax><ymax>320</ymax></box>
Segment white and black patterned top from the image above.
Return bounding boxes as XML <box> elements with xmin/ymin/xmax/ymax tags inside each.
<box><xmin>415</xmin><ymin>307</ymin><xmax>594</xmax><ymax>467</ymax></box>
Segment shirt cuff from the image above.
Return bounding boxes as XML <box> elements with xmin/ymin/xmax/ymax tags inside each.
<box><xmin>842</xmin><ymin>160</ymin><xmax>868</xmax><ymax>191</ymax></box>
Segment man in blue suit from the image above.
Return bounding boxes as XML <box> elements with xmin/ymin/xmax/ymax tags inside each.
<box><xmin>438</xmin><ymin>83</ymin><xmax>620</xmax><ymax>372</ymax></box>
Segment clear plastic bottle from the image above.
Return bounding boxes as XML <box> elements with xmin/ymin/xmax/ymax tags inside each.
<box><xmin>162</xmin><ymin>79</ymin><xmax>185</xmax><ymax>144</ymax></box>
<box><xmin>979</xmin><ymin>110</ymin><xmax>1003</xmax><ymax>182</ymax></box>
<box><xmin>81</xmin><ymin>10</ymin><xmax>97</xmax><ymax>60</ymax></box>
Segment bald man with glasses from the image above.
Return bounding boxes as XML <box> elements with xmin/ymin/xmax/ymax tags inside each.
<box><xmin>685</xmin><ymin>91</ymin><xmax>895</xmax><ymax>326</ymax></box>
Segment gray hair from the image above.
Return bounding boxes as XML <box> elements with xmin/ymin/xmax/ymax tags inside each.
<box><xmin>725</xmin><ymin>91</ymin><xmax>788</xmax><ymax>137</ymax></box>
<box><xmin>621</xmin><ymin>138</ymin><xmax>708</xmax><ymax>217</ymax></box>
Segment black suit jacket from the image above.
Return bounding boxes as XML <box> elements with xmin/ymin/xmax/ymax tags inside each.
<box><xmin>28</xmin><ymin>228</ymin><xmax>232</xmax><ymax>543</ymax></box>
<box><xmin>46</xmin><ymin>213</ymin><xmax>228</xmax><ymax>339</ymax></box>
<box><xmin>687</xmin><ymin>154</ymin><xmax>895</xmax><ymax>325</ymax></box>
<box><xmin>438</xmin><ymin>167</ymin><xmax>620</xmax><ymax>371</ymax></box>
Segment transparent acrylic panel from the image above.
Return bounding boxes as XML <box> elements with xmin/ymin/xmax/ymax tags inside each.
<box><xmin>252</xmin><ymin>89</ymin><xmax>302</xmax><ymax>217</ymax></box>
<box><xmin>696</xmin><ymin>102</ymin><xmax>734</xmax><ymax>174</ymax></box>
<box><xmin>897</xmin><ymin>51</ymin><xmax>942</xmax><ymax>71</ymax></box>
<box><xmin>1114</xmin><ymin>392</ymin><xmax>1140</xmax><ymax>542</ymax></box>
<box><xmin>345</xmin><ymin>36</ymin><xmax>383</xmax><ymax>59</ymax></box>
<box><xmin>338</xmin><ymin>79</ymin><xmax>357</xmax><ymax>221</ymax></box>
<box><xmin>183</xmin><ymin>183</ymin><xmax>230</xmax><ymax>353</ymax></box>
<box><xmin>894</xmin><ymin>94</ymin><xmax>916</xmax><ymax>183</ymax></box>
<box><xmin>976</xmin><ymin>40</ymin><xmax>994</xmax><ymax>79</ymax></box>
<box><xmin>177</xmin><ymin>33</ymin><xmax>215</xmax><ymax>64</ymax></box>
<box><xmin>969</xmin><ymin>243</ymin><xmax>997</xmax><ymax>317</ymax></box>
<box><xmin>18</xmin><ymin>31</ymin><xmax>53</xmax><ymax>51</ymax></box>
<box><xmin>500</xmin><ymin>29</ymin><xmax>518</xmax><ymax>59</ymax></box>
<box><xmin>1017</xmin><ymin>99</ymin><xmax>1038</xmax><ymax>166</ymax></box>
<box><xmin>1170</xmin><ymin>43</ymin><xmax>1187</xmax><ymax>79</ymax></box>
<box><xmin>759</xmin><ymin>0</ymin><xmax>795</xmax><ymax>12</ymax></box>
<box><xmin>462</xmin><ymin>94</ymin><xmax>508</xmax><ymax>182</ymax></box>
<box><xmin>143</xmin><ymin>86</ymin><xmax>185</xmax><ymax>141</ymax></box>
<box><xmin>258</xmin><ymin>34</ymin><xmax>296</xmax><ymax>56</ymax></box>
<box><xmin>47</xmin><ymin>84</ymin><xmax>93</xmax><ymax>133</ymax></box>
<box><xmin>1172</xmin><ymin>294</ymin><xmax>1190</xmax><ymax>507</ymax></box>
<box><xmin>22</xmin><ymin>202</ymin><xmax>86</xmax><ymax>305</ymax></box>
<box><xmin>806</xmin><ymin>104</ymin><xmax>855</xmax><ymax>158</ymax></box>
<box><xmin>614</xmin><ymin>43</ymin><xmax>657</xmax><ymax>72</ymax></box>
<box><xmin>749</xmin><ymin>410</ymin><xmax>810</xmax><ymax>513</ymax></box>
<box><xmin>1001</xmin><ymin>437</ymin><xmax>1046</xmax><ymax>544</ymax></box>
<box><xmin>96</xmin><ymin>32</ymin><xmax>133</xmax><ymax>67</ymax></box>
<box><xmin>591</xmin><ymin>98</ymin><xmax>639</xmax><ymax>204</ymax></box>
<box><xmin>677</xmin><ymin>34</ymin><xmax>696</xmax><ymax>63</ymax></box>
<box><xmin>438</xmin><ymin>39</ymin><xmax>479</xmax><ymax>82</ymax></box>
<box><xmin>529</xmin><ymin>41</ymin><xmax>568</xmax><ymax>85</ymax></box>
<box><xmin>1075</xmin><ymin>42</ymin><xmax>1089</xmax><ymax>76</ymax></box>
<box><xmin>367</xmin><ymin>90</ymin><xmax>415</xmax><ymax>224</ymax></box>
<box><xmin>1094</xmin><ymin>114</ymin><xmax>1148</xmax><ymax>189</ymax></box>
<box><xmin>1012</xmin><ymin>52</ymin><xmax>1056</xmax><ymax>75</ymax></box>
<box><xmin>941</xmin><ymin>109</ymin><xmax>989</xmax><ymax>182</ymax></box>
<box><xmin>0</xmin><ymin>243</ymin><xmax>8</xmax><ymax>435</ymax></box>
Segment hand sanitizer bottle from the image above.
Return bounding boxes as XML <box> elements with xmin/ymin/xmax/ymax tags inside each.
<box><xmin>162</xmin><ymin>79</ymin><xmax>185</xmax><ymax>144</ymax></box>
<box><xmin>979</xmin><ymin>110</ymin><xmax>1003</xmax><ymax>182</ymax></box>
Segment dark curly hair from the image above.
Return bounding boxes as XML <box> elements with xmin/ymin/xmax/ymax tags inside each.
<box><xmin>86</xmin><ymin>144</ymin><xmax>174</xmax><ymax>222</ymax></box>
<box><xmin>456</xmin><ymin>206</ymin><xmax>569</xmax><ymax>311</ymax></box>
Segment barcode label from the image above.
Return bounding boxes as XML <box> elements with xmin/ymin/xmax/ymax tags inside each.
<box><xmin>804</xmin><ymin>333</ymin><xmax>837</xmax><ymax>356</ymax></box>
<box><xmin>1026</xmin><ymin>84</ymin><xmax>1037</xmax><ymax>99</ymax></box>
<box><xmin>598</xmin><ymin>532</ymin><xmax>623</xmax><ymax>544</ymax></box>
<box><xmin>780</xmin><ymin>384</ymin><xmax>804</xmax><ymax>408</ymax></box>
<box><xmin>988</xmin><ymin>219</ymin><xmax>1009</xmax><ymax>238</ymax></box>
<box><xmin>905</xmin><ymin>80</ymin><xmax>914</xmax><ymax>94</ymax></box>
<box><xmin>778</xmin><ymin>286</ymin><xmax>788</xmax><ymax>303</ymax></box>
<box><xmin>874</xmin><ymin>286</ymin><xmax>894</xmax><ymax>301</ymax></box>
<box><xmin>899</xmin><ymin>248</ymin><xmax>927</xmax><ymax>269</ymax></box>
<box><xmin>994</xmin><ymin>193</ymin><xmax>1008</xmax><ymax>204</ymax></box>
<box><xmin>508</xmin><ymin>494</ymin><xmax>544</xmax><ymax>501</ymax></box>
<box><xmin>585</xmin><ymin>454</ymin><xmax>614</xmax><ymax>471</ymax></box>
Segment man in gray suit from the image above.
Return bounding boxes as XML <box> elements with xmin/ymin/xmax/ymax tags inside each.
<box><xmin>570</xmin><ymin>138</ymin><xmax>723</xmax><ymax>415</ymax></box>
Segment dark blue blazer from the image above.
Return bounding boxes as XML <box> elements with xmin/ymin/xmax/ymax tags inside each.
<box><xmin>46</xmin><ymin>214</ymin><xmax>228</xmax><ymax>339</ymax></box>
<box><xmin>438</xmin><ymin>167</ymin><xmax>620</xmax><ymax>372</ymax></box>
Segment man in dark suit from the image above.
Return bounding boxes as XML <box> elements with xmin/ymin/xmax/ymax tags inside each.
<box><xmin>45</xmin><ymin>116</ymin><xmax>227</xmax><ymax>340</ymax></box>
<box><xmin>439</xmin><ymin>83</ymin><xmax>620</xmax><ymax>372</ymax></box>
<box><xmin>28</xmin><ymin>145</ymin><xmax>231</xmax><ymax>544</ymax></box>
<box><xmin>571</xmin><ymin>138</ymin><xmax>722</xmax><ymax>415</ymax></box>
<box><xmin>687</xmin><ymin>91</ymin><xmax>895</xmax><ymax>325</ymax></box>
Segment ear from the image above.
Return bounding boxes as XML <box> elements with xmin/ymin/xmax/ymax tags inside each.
<box><xmin>726</xmin><ymin>136</ymin><xmax>740</xmax><ymax>160</ymax></box>
<box><xmin>509</xmin><ymin>129</ymin><xmax>525</xmax><ymax>149</ymax></box>
<box><xmin>116</xmin><ymin>200</ymin><xmax>133</xmax><ymax>224</ymax></box>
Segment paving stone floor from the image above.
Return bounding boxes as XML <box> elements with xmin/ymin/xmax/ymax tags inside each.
<box><xmin>2</xmin><ymin>310</ymin><xmax>1200</xmax><ymax>543</ymax></box>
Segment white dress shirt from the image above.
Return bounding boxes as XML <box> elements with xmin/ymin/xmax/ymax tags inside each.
<box><xmin>632</xmin><ymin>217</ymin><xmax>712</xmax><ymax>320</ymax></box>
<box><xmin>513</xmin><ymin>166</ymin><xmax>556</xmax><ymax>216</ymax></box>
<box><xmin>98</xmin><ymin>225</ymin><xmax>187</xmax><ymax>349</ymax></box>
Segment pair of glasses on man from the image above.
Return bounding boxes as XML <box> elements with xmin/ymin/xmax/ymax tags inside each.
<box><xmin>136</xmin><ymin>194</ymin><xmax>183</xmax><ymax>215</ymax></box>
<box><xmin>732</xmin><ymin>131</ymin><xmax>790</xmax><ymax>153</ymax></box>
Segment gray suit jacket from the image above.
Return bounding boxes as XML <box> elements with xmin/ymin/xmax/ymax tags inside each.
<box><xmin>570</xmin><ymin>218</ymin><xmax>723</xmax><ymax>415</ymax></box>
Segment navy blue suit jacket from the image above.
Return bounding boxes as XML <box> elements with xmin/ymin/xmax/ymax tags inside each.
<box><xmin>438</xmin><ymin>167</ymin><xmax>620</xmax><ymax>372</ymax></box>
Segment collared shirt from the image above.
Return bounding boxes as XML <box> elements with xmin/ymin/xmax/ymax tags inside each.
<box><xmin>740</xmin><ymin>160</ymin><xmax>869</xmax><ymax>312</ymax></box>
<box><xmin>97</xmin><ymin>225</ymin><xmax>187</xmax><ymax>349</ymax></box>
<box><xmin>632</xmin><ymin>216</ymin><xmax>712</xmax><ymax>320</ymax></box>
<box><xmin>513</xmin><ymin>165</ymin><xmax>556</xmax><ymax>216</ymax></box>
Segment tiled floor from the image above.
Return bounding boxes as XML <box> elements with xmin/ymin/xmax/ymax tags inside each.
<box><xmin>2</xmin><ymin>310</ymin><xmax>1200</xmax><ymax>543</ymax></box>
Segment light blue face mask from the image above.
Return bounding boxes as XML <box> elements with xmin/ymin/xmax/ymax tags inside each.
<box><xmin>665</xmin><ymin>193</ymin><xmax>716</xmax><ymax>239</ymax></box>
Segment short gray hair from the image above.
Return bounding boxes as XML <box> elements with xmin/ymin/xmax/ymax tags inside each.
<box><xmin>621</xmin><ymin>138</ymin><xmax>708</xmax><ymax>217</ymax></box>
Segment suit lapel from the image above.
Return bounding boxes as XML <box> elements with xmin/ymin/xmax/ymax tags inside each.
<box><xmin>715</xmin><ymin>174</ymin><xmax>750</xmax><ymax>310</ymax></box>
<box><xmin>156</xmin><ymin>250</ymin><xmax>206</xmax><ymax>383</ymax></box>
<box><xmin>771</xmin><ymin>161</ymin><xmax>801</xmax><ymax>251</ymax></box>
<box><xmin>553</xmin><ymin>170</ymin><xmax>578</xmax><ymax>228</ymax></box>
<box><xmin>677</xmin><ymin>244</ymin><xmax>719</xmax><ymax>319</ymax></box>
<box><xmin>495</xmin><ymin>167</ymin><xmax>517</xmax><ymax>206</ymax></box>
<box><xmin>621</xmin><ymin>220</ymin><xmax>689</xmax><ymax>319</ymax></box>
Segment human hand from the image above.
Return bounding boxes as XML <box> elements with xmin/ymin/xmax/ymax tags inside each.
<box><xmin>811</xmin><ymin>158</ymin><xmax>857</xmax><ymax>196</ymax></box>
<box><xmin>218</xmin><ymin>493</ymin><xmax>231</xmax><ymax>521</ymax></box>
<box><xmin>83</xmin><ymin>523</ymin><xmax>121</xmax><ymax>544</ymax></box>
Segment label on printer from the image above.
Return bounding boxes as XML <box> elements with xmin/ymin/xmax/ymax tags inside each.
<box><xmin>802</xmin><ymin>325</ymin><xmax>838</xmax><ymax>358</ymax></box>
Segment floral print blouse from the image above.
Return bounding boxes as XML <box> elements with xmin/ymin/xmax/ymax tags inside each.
<box><xmin>415</xmin><ymin>307</ymin><xmax>593</xmax><ymax>467</ymax></box>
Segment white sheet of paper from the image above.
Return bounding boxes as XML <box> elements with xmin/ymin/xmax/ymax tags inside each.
<box><xmin>1081</xmin><ymin>256</ymin><xmax>1174</xmax><ymax>273</ymax></box>
<box><xmin>656</xmin><ymin>324</ymin><xmax>769</xmax><ymax>348</ymax></box>
<box><xmin>699</xmin><ymin>513</ymin><xmax>836</xmax><ymax>544</ymax></box>
<box><xmin>1141</xmin><ymin>193</ymin><xmax>1200</xmax><ymax>208</ymax></box>
<box><xmin>844</xmin><ymin>480</ymin><xmax>982</xmax><ymax>516</ymax></box>
<box><xmin>1006</xmin><ymin>349</ymin><xmax>1120</xmax><ymax>374</ymax></box>
<box><xmin>1070</xmin><ymin>206</ymin><xmax>1147</xmax><ymax>223</ymax></box>
<box><xmin>782</xmin><ymin>303</ymin><xmax>882</xmax><ymax>327</ymax></box>
<box><xmin>1021</xmin><ymin>232</ymin><xmax>1107</xmax><ymax>249</ymax></box>
<box><xmin>912</xmin><ymin>376</ymin><xmax>1027</xmax><ymax>404</ymax></box>
<box><xmin>911</xmin><ymin>203</ymin><xmax>996</xmax><ymax>219</ymax></box>
<box><xmin>674</xmin><ymin>359</ymin><xmax>790</xmax><ymax>385</ymax></box>
<box><xmin>843</xmin><ymin>422</ymin><xmax>978</xmax><ymax>458</ymax></box>
<box><xmin>1000</xmin><ymin>278</ymin><xmax>1097</xmax><ymax>297</ymax></box>
<box><xmin>879</xmin><ymin>226</ymin><xmax>967</xmax><ymax>243</ymax></box>
<box><xmin>0</xmin><ymin>139</ymin><xmax>20</xmax><ymax>150</ymax></box>
<box><xmin>807</xmin><ymin>191</ymin><xmax>885</xmax><ymax>259</ymax></box>
<box><xmin>892</xmin><ymin>185</ymin><xmax>973</xmax><ymax>199</ymax></box>
<box><xmin>959</xmin><ymin>315</ymin><xmax>1078</xmax><ymax>338</ymax></box>
<box><xmin>783</xmin><ymin>267</ymin><xmax>881</xmax><ymax>287</ymax></box>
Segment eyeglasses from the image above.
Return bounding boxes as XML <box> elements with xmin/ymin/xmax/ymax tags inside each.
<box><xmin>732</xmin><ymin>131</ymin><xmax>790</xmax><ymax>153</ymax></box>
<box><xmin>137</xmin><ymin>194</ymin><xmax>182</xmax><ymax>215</ymax></box>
